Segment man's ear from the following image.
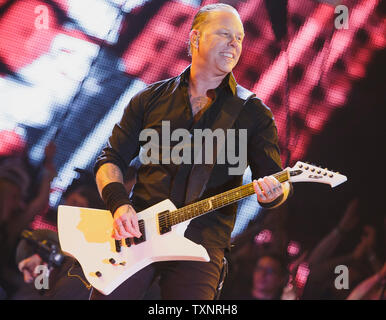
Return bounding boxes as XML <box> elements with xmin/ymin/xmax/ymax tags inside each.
<box><xmin>189</xmin><ymin>29</ymin><xmax>200</xmax><ymax>49</ymax></box>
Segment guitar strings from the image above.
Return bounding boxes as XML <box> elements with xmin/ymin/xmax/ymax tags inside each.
<box><xmin>169</xmin><ymin>170</ymin><xmax>288</xmax><ymax>223</ymax></box>
<box><xmin>158</xmin><ymin>170</ymin><xmax>290</xmax><ymax>228</ymax></box>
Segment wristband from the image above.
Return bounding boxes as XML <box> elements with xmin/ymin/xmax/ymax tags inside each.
<box><xmin>258</xmin><ymin>193</ymin><xmax>284</xmax><ymax>209</ymax></box>
<box><xmin>101</xmin><ymin>182</ymin><xmax>131</xmax><ymax>216</ymax></box>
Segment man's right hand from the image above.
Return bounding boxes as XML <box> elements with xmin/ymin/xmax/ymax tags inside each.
<box><xmin>112</xmin><ymin>204</ymin><xmax>141</xmax><ymax>240</ymax></box>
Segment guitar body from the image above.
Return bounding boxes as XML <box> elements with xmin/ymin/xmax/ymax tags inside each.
<box><xmin>58</xmin><ymin>161</ymin><xmax>347</xmax><ymax>295</ymax></box>
<box><xmin>58</xmin><ymin>199</ymin><xmax>210</xmax><ymax>295</ymax></box>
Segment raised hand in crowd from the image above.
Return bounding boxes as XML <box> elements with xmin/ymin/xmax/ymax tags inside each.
<box><xmin>18</xmin><ymin>254</ymin><xmax>47</xmax><ymax>284</ymax></box>
<box><xmin>346</xmin><ymin>261</ymin><xmax>386</xmax><ymax>300</ymax></box>
<box><xmin>307</xmin><ymin>198</ymin><xmax>360</xmax><ymax>265</ymax></box>
<box><xmin>352</xmin><ymin>225</ymin><xmax>376</xmax><ymax>261</ymax></box>
<box><xmin>8</xmin><ymin>141</ymin><xmax>57</xmax><ymax>240</ymax></box>
<box><xmin>337</xmin><ymin>198</ymin><xmax>360</xmax><ymax>234</ymax></box>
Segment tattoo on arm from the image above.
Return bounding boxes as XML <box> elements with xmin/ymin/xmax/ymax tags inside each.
<box><xmin>95</xmin><ymin>163</ymin><xmax>124</xmax><ymax>195</ymax></box>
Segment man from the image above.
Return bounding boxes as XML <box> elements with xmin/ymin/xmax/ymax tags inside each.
<box><xmin>249</xmin><ymin>254</ymin><xmax>289</xmax><ymax>300</ymax></box>
<box><xmin>93</xmin><ymin>3</ymin><xmax>291</xmax><ymax>300</ymax></box>
<box><xmin>10</xmin><ymin>169</ymin><xmax>106</xmax><ymax>300</ymax></box>
<box><xmin>12</xmin><ymin>229</ymin><xmax>90</xmax><ymax>300</ymax></box>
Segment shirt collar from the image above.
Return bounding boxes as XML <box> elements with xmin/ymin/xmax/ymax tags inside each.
<box><xmin>179</xmin><ymin>65</ymin><xmax>237</xmax><ymax>96</ymax></box>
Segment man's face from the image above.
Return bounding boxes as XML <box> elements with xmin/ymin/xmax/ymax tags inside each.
<box><xmin>253</xmin><ymin>257</ymin><xmax>285</xmax><ymax>296</ymax></box>
<box><xmin>192</xmin><ymin>10</ymin><xmax>244</xmax><ymax>75</ymax></box>
<box><xmin>64</xmin><ymin>191</ymin><xmax>89</xmax><ymax>208</ymax></box>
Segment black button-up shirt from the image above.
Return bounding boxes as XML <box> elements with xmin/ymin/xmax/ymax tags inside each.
<box><xmin>94</xmin><ymin>66</ymin><xmax>282</xmax><ymax>249</ymax></box>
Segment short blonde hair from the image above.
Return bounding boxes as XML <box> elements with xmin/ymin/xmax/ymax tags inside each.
<box><xmin>188</xmin><ymin>3</ymin><xmax>241</xmax><ymax>56</ymax></box>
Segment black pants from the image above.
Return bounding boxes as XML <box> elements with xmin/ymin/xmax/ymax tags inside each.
<box><xmin>90</xmin><ymin>248</ymin><xmax>224</xmax><ymax>300</ymax></box>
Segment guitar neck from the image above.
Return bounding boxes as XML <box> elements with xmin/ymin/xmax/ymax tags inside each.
<box><xmin>168</xmin><ymin>169</ymin><xmax>290</xmax><ymax>226</ymax></box>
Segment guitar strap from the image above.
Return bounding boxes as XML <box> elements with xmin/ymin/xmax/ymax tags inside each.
<box><xmin>171</xmin><ymin>85</ymin><xmax>256</xmax><ymax>207</ymax></box>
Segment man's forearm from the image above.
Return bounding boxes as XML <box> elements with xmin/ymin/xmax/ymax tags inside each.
<box><xmin>307</xmin><ymin>227</ymin><xmax>342</xmax><ymax>265</ymax></box>
<box><xmin>95</xmin><ymin>163</ymin><xmax>125</xmax><ymax>197</ymax></box>
<box><xmin>95</xmin><ymin>162</ymin><xmax>135</xmax><ymax>215</ymax></box>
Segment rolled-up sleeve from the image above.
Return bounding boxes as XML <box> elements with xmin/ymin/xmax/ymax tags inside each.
<box><xmin>247</xmin><ymin>98</ymin><xmax>283</xmax><ymax>180</ymax></box>
<box><xmin>94</xmin><ymin>91</ymin><xmax>145</xmax><ymax>176</ymax></box>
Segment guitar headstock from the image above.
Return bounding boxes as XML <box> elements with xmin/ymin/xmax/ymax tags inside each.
<box><xmin>287</xmin><ymin>161</ymin><xmax>347</xmax><ymax>188</ymax></box>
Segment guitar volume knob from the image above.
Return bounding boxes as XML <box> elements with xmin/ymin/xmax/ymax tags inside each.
<box><xmin>95</xmin><ymin>271</ymin><xmax>102</xmax><ymax>277</ymax></box>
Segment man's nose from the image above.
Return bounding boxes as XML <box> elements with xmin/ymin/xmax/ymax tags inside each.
<box><xmin>228</xmin><ymin>36</ymin><xmax>238</xmax><ymax>47</ymax></box>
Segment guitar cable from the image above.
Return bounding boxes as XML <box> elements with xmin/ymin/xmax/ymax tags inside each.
<box><xmin>67</xmin><ymin>260</ymin><xmax>93</xmax><ymax>291</ymax></box>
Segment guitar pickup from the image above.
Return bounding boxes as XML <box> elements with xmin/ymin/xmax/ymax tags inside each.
<box><xmin>115</xmin><ymin>240</ymin><xmax>121</xmax><ymax>252</ymax></box>
<box><xmin>125</xmin><ymin>238</ymin><xmax>132</xmax><ymax>247</ymax></box>
<box><xmin>133</xmin><ymin>220</ymin><xmax>146</xmax><ymax>245</ymax></box>
<box><xmin>158</xmin><ymin>211</ymin><xmax>172</xmax><ymax>235</ymax></box>
<box><xmin>122</xmin><ymin>220</ymin><xmax>146</xmax><ymax>247</ymax></box>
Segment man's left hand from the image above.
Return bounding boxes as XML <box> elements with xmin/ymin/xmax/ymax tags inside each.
<box><xmin>253</xmin><ymin>176</ymin><xmax>283</xmax><ymax>204</ymax></box>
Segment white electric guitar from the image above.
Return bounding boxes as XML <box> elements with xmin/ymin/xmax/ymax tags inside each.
<box><xmin>58</xmin><ymin>161</ymin><xmax>347</xmax><ymax>295</ymax></box>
